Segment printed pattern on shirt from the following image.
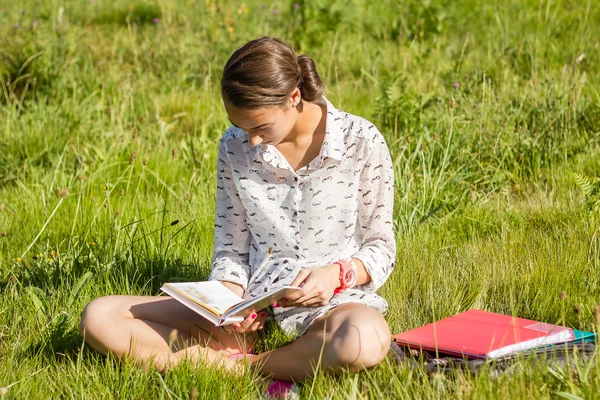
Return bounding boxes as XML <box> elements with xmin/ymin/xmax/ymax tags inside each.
<box><xmin>209</xmin><ymin>98</ymin><xmax>396</xmax><ymax>336</ymax></box>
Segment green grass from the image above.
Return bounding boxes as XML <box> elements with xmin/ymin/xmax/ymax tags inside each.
<box><xmin>1</xmin><ymin>0</ymin><xmax>600</xmax><ymax>398</ymax></box>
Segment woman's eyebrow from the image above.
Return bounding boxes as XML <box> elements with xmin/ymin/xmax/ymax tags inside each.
<box><xmin>228</xmin><ymin>118</ymin><xmax>271</xmax><ymax>130</ymax></box>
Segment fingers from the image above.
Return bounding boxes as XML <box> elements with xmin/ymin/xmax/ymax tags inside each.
<box><xmin>282</xmin><ymin>280</ymin><xmax>332</xmax><ymax>307</ymax></box>
<box><xmin>284</xmin><ymin>292</ymin><xmax>331</xmax><ymax>307</ymax></box>
<box><xmin>231</xmin><ymin>311</ymin><xmax>268</xmax><ymax>334</ymax></box>
<box><xmin>235</xmin><ymin>312</ymin><xmax>258</xmax><ymax>333</ymax></box>
<box><xmin>283</xmin><ymin>281</ymin><xmax>314</xmax><ymax>305</ymax></box>
<box><xmin>290</xmin><ymin>269</ymin><xmax>310</xmax><ymax>288</ymax></box>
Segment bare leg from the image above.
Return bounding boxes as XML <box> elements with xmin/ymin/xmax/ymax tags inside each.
<box><xmin>248</xmin><ymin>303</ymin><xmax>391</xmax><ymax>381</ymax></box>
<box><xmin>80</xmin><ymin>295</ymin><xmax>254</xmax><ymax>372</ymax></box>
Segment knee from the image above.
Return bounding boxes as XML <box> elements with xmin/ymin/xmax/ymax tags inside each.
<box><xmin>328</xmin><ymin>313</ymin><xmax>391</xmax><ymax>372</ymax></box>
<box><xmin>80</xmin><ymin>295</ymin><xmax>121</xmax><ymax>341</ymax></box>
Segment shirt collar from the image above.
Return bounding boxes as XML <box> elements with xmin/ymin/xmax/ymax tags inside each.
<box><xmin>319</xmin><ymin>97</ymin><xmax>346</xmax><ymax>162</ymax></box>
<box><xmin>251</xmin><ymin>96</ymin><xmax>346</xmax><ymax>164</ymax></box>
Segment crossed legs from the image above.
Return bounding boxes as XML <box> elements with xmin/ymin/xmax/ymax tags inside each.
<box><xmin>79</xmin><ymin>295</ymin><xmax>251</xmax><ymax>372</ymax></box>
<box><xmin>80</xmin><ymin>296</ymin><xmax>391</xmax><ymax>381</ymax></box>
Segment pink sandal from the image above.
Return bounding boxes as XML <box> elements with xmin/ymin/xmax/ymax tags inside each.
<box><xmin>264</xmin><ymin>380</ymin><xmax>301</xmax><ymax>400</ymax></box>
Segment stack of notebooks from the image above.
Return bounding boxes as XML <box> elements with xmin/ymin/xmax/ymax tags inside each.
<box><xmin>392</xmin><ymin>309</ymin><xmax>596</xmax><ymax>360</ymax></box>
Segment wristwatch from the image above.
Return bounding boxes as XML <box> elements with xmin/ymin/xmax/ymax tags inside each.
<box><xmin>333</xmin><ymin>259</ymin><xmax>357</xmax><ymax>295</ymax></box>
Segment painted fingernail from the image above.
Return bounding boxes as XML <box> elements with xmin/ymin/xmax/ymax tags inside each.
<box><xmin>259</xmin><ymin>312</ymin><xmax>267</xmax><ymax>317</ymax></box>
<box><xmin>273</xmin><ymin>302</ymin><xmax>279</xmax><ymax>308</ymax></box>
<box><xmin>283</xmin><ymin>298</ymin><xmax>288</xmax><ymax>302</ymax></box>
<box><xmin>251</xmin><ymin>313</ymin><xmax>257</xmax><ymax>319</ymax></box>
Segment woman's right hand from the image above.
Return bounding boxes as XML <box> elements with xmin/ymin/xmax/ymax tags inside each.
<box><xmin>223</xmin><ymin>310</ymin><xmax>269</xmax><ymax>334</ymax></box>
<box><xmin>219</xmin><ymin>281</ymin><xmax>270</xmax><ymax>334</ymax></box>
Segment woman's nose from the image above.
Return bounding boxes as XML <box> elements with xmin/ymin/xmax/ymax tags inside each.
<box><xmin>248</xmin><ymin>134</ymin><xmax>263</xmax><ymax>147</ymax></box>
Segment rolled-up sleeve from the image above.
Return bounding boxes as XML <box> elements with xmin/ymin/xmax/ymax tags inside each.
<box><xmin>351</xmin><ymin>130</ymin><xmax>396</xmax><ymax>293</ymax></box>
<box><xmin>208</xmin><ymin>139</ymin><xmax>252</xmax><ymax>290</ymax></box>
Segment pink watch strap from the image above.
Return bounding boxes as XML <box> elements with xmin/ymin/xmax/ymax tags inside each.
<box><xmin>333</xmin><ymin>259</ymin><xmax>354</xmax><ymax>295</ymax></box>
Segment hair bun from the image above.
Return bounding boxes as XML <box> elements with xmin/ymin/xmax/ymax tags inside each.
<box><xmin>221</xmin><ymin>37</ymin><xmax>325</xmax><ymax>108</ymax></box>
<box><xmin>297</xmin><ymin>55</ymin><xmax>323</xmax><ymax>102</ymax></box>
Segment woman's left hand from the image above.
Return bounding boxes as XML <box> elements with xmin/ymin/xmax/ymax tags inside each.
<box><xmin>280</xmin><ymin>264</ymin><xmax>340</xmax><ymax>307</ymax></box>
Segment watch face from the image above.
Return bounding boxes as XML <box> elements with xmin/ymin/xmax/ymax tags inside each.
<box><xmin>343</xmin><ymin>269</ymin><xmax>356</xmax><ymax>287</ymax></box>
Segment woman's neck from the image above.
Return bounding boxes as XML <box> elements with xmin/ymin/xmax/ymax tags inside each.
<box><xmin>280</xmin><ymin>100</ymin><xmax>326</xmax><ymax>146</ymax></box>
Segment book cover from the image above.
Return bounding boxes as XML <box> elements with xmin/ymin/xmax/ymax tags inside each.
<box><xmin>392</xmin><ymin>309</ymin><xmax>575</xmax><ymax>359</ymax></box>
<box><xmin>572</xmin><ymin>329</ymin><xmax>596</xmax><ymax>343</ymax></box>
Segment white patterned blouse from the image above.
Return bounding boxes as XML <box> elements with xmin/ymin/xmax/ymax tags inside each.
<box><xmin>209</xmin><ymin>97</ymin><xmax>396</xmax><ymax>336</ymax></box>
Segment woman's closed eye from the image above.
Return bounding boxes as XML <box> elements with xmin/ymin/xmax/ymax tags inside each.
<box><xmin>254</xmin><ymin>126</ymin><xmax>271</xmax><ymax>132</ymax></box>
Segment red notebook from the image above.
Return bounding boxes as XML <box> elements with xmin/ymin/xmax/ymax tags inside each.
<box><xmin>392</xmin><ymin>309</ymin><xmax>575</xmax><ymax>359</ymax></box>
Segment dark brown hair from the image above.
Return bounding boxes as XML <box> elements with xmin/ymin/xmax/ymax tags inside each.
<box><xmin>221</xmin><ymin>37</ymin><xmax>323</xmax><ymax>109</ymax></box>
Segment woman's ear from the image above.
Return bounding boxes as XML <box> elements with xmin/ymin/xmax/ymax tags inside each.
<box><xmin>289</xmin><ymin>87</ymin><xmax>302</xmax><ymax>108</ymax></box>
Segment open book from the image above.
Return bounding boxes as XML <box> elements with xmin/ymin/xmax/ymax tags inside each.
<box><xmin>160</xmin><ymin>281</ymin><xmax>300</xmax><ymax>326</ymax></box>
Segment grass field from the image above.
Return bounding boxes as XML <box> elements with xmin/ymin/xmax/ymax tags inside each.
<box><xmin>1</xmin><ymin>0</ymin><xmax>600</xmax><ymax>398</ymax></box>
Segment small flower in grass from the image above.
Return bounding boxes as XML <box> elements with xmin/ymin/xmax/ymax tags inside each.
<box><xmin>152</xmin><ymin>18</ymin><xmax>160</xmax><ymax>24</ymax></box>
<box><xmin>62</xmin><ymin>188</ymin><xmax>69</xmax><ymax>198</ymax></box>
<box><xmin>273</xmin><ymin>9</ymin><xmax>280</xmax><ymax>15</ymax></box>
<box><xmin>261</xmin><ymin>4</ymin><xmax>267</xmax><ymax>10</ymax></box>
<box><xmin>119</xmin><ymin>189</ymin><xmax>125</xmax><ymax>196</ymax></box>
<box><xmin>132</xmin><ymin>128</ymin><xmax>138</xmax><ymax>140</ymax></box>
<box><xmin>452</xmin><ymin>82</ymin><xmax>460</xmax><ymax>89</ymax></box>
<box><xmin>185</xmin><ymin>192</ymin><xmax>191</xmax><ymax>201</ymax></box>
<box><xmin>293</xmin><ymin>3</ymin><xmax>300</xmax><ymax>9</ymax></box>
<box><xmin>78</xmin><ymin>175</ymin><xmax>84</xmax><ymax>182</ymax></box>
<box><xmin>114</xmin><ymin>210</ymin><xmax>121</xmax><ymax>219</ymax></box>
<box><xmin>103</xmin><ymin>203</ymin><xmax>108</xmax><ymax>209</ymax></box>
<box><xmin>89</xmin><ymin>241</ymin><xmax>97</xmax><ymax>246</ymax></box>
<box><xmin>559</xmin><ymin>291</ymin><xmax>567</xmax><ymax>301</ymax></box>
<box><xmin>172</xmin><ymin>148</ymin><xmax>178</xmax><ymax>158</ymax></box>
<box><xmin>105</xmin><ymin>190</ymin><xmax>110</xmax><ymax>198</ymax></box>
<box><xmin>15</xmin><ymin>257</ymin><xmax>21</xmax><ymax>263</ymax></box>
<box><xmin>55</xmin><ymin>188</ymin><xmax>61</xmax><ymax>198</ymax></box>
<box><xmin>129</xmin><ymin>152</ymin><xmax>137</xmax><ymax>165</ymax></box>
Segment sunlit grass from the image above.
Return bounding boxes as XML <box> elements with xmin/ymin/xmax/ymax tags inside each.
<box><xmin>1</xmin><ymin>0</ymin><xmax>600</xmax><ymax>398</ymax></box>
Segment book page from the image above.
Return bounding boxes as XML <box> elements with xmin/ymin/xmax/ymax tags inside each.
<box><xmin>163</xmin><ymin>281</ymin><xmax>244</xmax><ymax>316</ymax></box>
<box><xmin>223</xmin><ymin>286</ymin><xmax>301</xmax><ymax>321</ymax></box>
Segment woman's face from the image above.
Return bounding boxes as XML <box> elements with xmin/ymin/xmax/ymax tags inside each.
<box><xmin>224</xmin><ymin>100</ymin><xmax>299</xmax><ymax>147</ymax></box>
